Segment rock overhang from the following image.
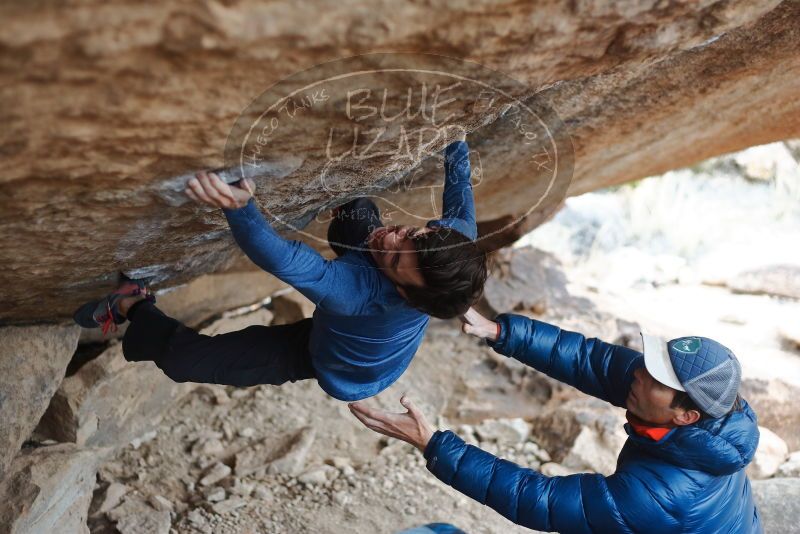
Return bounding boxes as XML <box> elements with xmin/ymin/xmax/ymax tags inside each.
<box><xmin>1</xmin><ymin>0</ymin><xmax>799</xmax><ymax>322</ymax></box>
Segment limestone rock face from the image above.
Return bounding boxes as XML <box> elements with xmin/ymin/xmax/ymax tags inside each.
<box><xmin>235</xmin><ymin>427</ymin><xmax>316</xmax><ymax>477</ymax></box>
<box><xmin>0</xmin><ymin>325</ymin><xmax>81</xmax><ymax>480</ymax></box>
<box><xmin>482</xmin><ymin>247</ymin><xmax>574</xmax><ymax>316</ymax></box>
<box><xmin>741</xmin><ymin>378</ymin><xmax>800</xmax><ymax>450</ymax></box>
<box><xmin>107</xmin><ymin>496</ymin><xmax>171</xmax><ymax>534</ymax></box>
<box><xmin>748</xmin><ymin>426</ymin><xmax>789</xmax><ymax>480</ymax></box>
<box><xmin>35</xmin><ymin>343</ymin><xmax>193</xmax><ymax>449</ymax></box>
<box><xmin>0</xmin><ymin>444</ymin><xmax>108</xmax><ymax>534</ymax></box>
<box><xmin>200</xmin><ymin>308</ymin><xmax>274</xmax><ymax>336</ymax></box>
<box><xmin>1</xmin><ymin>0</ymin><xmax>799</xmax><ymax>322</ymax></box>
<box><xmin>726</xmin><ymin>265</ymin><xmax>800</xmax><ymax>300</ymax></box>
<box><xmin>752</xmin><ymin>478</ymin><xmax>800</xmax><ymax>533</ymax></box>
<box><xmin>270</xmin><ymin>291</ymin><xmax>316</xmax><ymax>326</ymax></box>
<box><xmin>528</xmin><ymin>397</ymin><xmax>628</xmax><ymax>473</ymax></box>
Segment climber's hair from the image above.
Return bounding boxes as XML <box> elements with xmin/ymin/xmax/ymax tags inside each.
<box><xmin>670</xmin><ymin>391</ymin><xmax>744</xmax><ymax>420</ymax></box>
<box><xmin>399</xmin><ymin>227</ymin><xmax>488</xmax><ymax>319</ymax></box>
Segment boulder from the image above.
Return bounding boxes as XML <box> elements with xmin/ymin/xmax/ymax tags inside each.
<box><xmin>725</xmin><ymin>265</ymin><xmax>800</xmax><ymax>300</ymax></box>
<box><xmin>741</xmin><ymin>379</ymin><xmax>800</xmax><ymax>450</ymax></box>
<box><xmin>203</xmin><ymin>487</ymin><xmax>226</xmax><ymax>503</ymax></box>
<box><xmin>751</xmin><ymin>478</ymin><xmax>800</xmax><ymax>533</ymax></box>
<box><xmin>35</xmin><ymin>342</ymin><xmax>193</xmax><ymax>448</ymax></box>
<box><xmin>482</xmin><ymin>247</ymin><xmax>573</xmax><ymax>316</ymax></box>
<box><xmin>158</xmin><ymin>261</ymin><xmax>283</xmax><ymax>327</ymax></box>
<box><xmin>200</xmin><ymin>308</ymin><xmax>274</xmax><ymax>336</ymax></box>
<box><xmin>529</xmin><ymin>398</ymin><xmax>628</xmax><ymax>475</ymax></box>
<box><xmin>480</xmin><ymin>246</ymin><xmax>643</xmax><ymax>351</ymax></box>
<box><xmin>778</xmin><ymin>450</ymin><xmax>800</xmax><ymax>477</ymax></box>
<box><xmin>561</xmin><ymin>425</ymin><xmax>624</xmax><ymax>475</ymax></box>
<box><xmin>540</xmin><ymin>463</ymin><xmax>580</xmax><ymax>477</ymax></box>
<box><xmin>0</xmin><ymin>444</ymin><xmax>108</xmax><ymax>534</ymax></box>
<box><xmin>147</xmin><ymin>495</ymin><xmax>174</xmax><ymax>513</ymax></box>
<box><xmin>747</xmin><ymin>426</ymin><xmax>789</xmax><ymax>480</ymax></box>
<box><xmin>0</xmin><ymin>324</ymin><xmax>81</xmax><ymax>479</ymax></box>
<box><xmin>199</xmin><ymin>463</ymin><xmax>232</xmax><ymax>487</ymax></box>
<box><xmin>779</xmin><ymin>319</ymin><xmax>800</xmax><ymax>351</ymax></box>
<box><xmin>445</xmin><ymin>351</ymin><xmax>573</xmax><ymax>423</ymax></box>
<box><xmin>474</xmin><ymin>418</ymin><xmax>531</xmax><ymax>445</ymax></box>
<box><xmin>48</xmin><ymin>307</ymin><xmax>273</xmax><ymax>449</ymax></box>
<box><xmin>211</xmin><ymin>497</ymin><xmax>247</xmax><ymax>516</ymax></box>
<box><xmin>270</xmin><ymin>291</ymin><xmax>316</xmax><ymax>326</ymax></box>
<box><xmin>3</xmin><ymin>1</ymin><xmax>800</xmax><ymax>324</ymax></box>
<box><xmin>298</xmin><ymin>465</ymin><xmax>337</xmax><ymax>485</ymax></box>
<box><xmin>96</xmin><ymin>482</ymin><xmax>131</xmax><ymax>514</ymax></box>
<box><xmin>235</xmin><ymin>427</ymin><xmax>316</xmax><ymax>477</ymax></box>
<box><xmin>475</xmin><ymin>210</ymin><xmax>563</xmax><ymax>254</ymax></box>
<box><xmin>107</xmin><ymin>495</ymin><xmax>171</xmax><ymax>534</ymax></box>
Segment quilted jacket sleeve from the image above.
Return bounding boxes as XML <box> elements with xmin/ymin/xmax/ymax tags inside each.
<box><xmin>424</xmin><ymin>431</ymin><xmax>630</xmax><ymax>534</ymax></box>
<box><xmin>489</xmin><ymin>314</ymin><xmax>643</xmax><ymax>407</ymax></box>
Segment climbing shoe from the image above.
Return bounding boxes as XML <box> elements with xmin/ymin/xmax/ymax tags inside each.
<box><xmin>73</xmin><ymin>275</ymin><xmax>154</xmax><ymax>334</ymax></box>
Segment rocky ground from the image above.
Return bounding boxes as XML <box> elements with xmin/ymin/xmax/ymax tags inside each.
<box><xmin>7</xmin><ymin>248</ymin><xmax>798</xmax><ymax>533</ymax></box>
<box><xmin>34</xmin><ymin>243</ymin><xmax>637</xmax><ymax>534</ymax></box>
<box><xmin>75</xmin><ymin>144</ymin><xmax>800</xmax><ymax>534</ymax></box>
<box><xmin>5</xmin><ymin>143</ymin><xmax>799</xmax><ymax>533</ymax></box>
<box><xmin>78</xmin><ymin>246</ymin><xmax>799</xmax><ymax>533</ymax></box>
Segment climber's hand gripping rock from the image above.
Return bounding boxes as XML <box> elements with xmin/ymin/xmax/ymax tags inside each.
<box><xmin>185</xmin><ymin>170</ymin><xmax>255</xmax><ymax>209</ymax></box>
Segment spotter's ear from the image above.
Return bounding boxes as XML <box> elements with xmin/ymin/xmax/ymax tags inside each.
<box><xmin>672</xmin><ymin>409</ymin><xmax>701</xmax><ymax>426</ymax></box>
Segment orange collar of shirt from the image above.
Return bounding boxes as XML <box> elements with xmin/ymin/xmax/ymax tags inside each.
<box><xmin>626</xmin><ymin>411</ymin><xmax>672</xmax><ymax>441</ymax></box>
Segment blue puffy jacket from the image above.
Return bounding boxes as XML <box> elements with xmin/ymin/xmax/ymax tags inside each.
<box><xmin>424</xmin><ymin>315</ymin><xmax>762</xmax><ymax>533</ymax></box>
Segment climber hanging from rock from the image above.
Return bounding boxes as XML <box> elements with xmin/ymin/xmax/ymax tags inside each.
<box><xmin>73</xmin><ymin>132</ymin><xmax>487</xmax><ymax>402</ymax></box>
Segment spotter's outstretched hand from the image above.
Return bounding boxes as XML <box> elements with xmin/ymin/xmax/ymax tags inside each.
<box><xmin>185</xmin><ymin>171</ymin><xmax>254</xmax><ymax>210</ymax></box>
<box><xmin>349</xmin><ymin>395</ymin><xmax>434</xmax><ymax>452</ymax></box>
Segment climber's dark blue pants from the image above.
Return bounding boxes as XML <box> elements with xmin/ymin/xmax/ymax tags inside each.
<box><xmin>121</xmin><ymin>197</ymin><xmax>383</xmax><ymax>387</ymax></box>
<box><xmin>122</xmin><ymin>301</ymin><xmax>316</xmax><ymax>386</ymax></box>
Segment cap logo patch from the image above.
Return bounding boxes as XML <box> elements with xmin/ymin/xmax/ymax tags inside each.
<box><xmin>672</xmin><ymin>337</ymin><xmax>701</xmax><ymax>354</ymax></box>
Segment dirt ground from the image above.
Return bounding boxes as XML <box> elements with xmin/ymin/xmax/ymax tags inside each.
<box><xmin>90</xmin><ymin>319</ymin><xmax>560</xmax><ymax>534</ymax></box>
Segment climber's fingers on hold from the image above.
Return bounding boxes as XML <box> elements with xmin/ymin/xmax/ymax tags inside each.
<box><xmin>187</xmin><ymin>176</ymin><xmax>216</xmax><ymax>206</ymax></box>
<box><xmin>238</xmin><ymin>178</ymin><xmax>256</xmax><ymax>196</ymax></box>
<box><xmin>197</xmin><ymin>172</ymin><xmax>236</xmax><ymax>208</ymax></box>
<box><xmin>205</xmin><ymin>172</ymin><xmax>239</xmax><ymax>206</ymax></box>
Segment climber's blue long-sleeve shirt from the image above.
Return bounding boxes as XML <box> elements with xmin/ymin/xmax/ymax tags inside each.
<box><xmin>223</xmin><ymin>141</ymin><xmax>476</xmax><ymax>400</ymax></box>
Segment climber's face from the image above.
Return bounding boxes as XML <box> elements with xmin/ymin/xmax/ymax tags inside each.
<box><xmin>368</xmin><ymin>226</ymin><xmax>429</xmax><ymax>289</ymax></box>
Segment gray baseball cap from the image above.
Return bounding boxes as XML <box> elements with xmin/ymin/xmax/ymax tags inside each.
<box><xmin>641</xmin><ymin>334</ymin><xmax>741</xmax><ymax>419</ymax></box>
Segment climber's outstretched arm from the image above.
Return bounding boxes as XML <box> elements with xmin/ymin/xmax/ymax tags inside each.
<box><xmin>185</xmin><ymin>172</ymin><xmax>372</xmax><ymax>315</ymax></box>
<box><xmin>428</xmin><ymin>133</ymin><xmax>477</xmax><ymax>240</ymax></box>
